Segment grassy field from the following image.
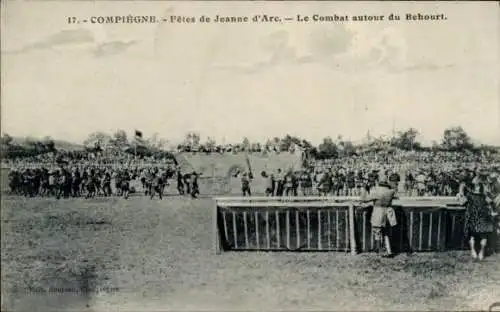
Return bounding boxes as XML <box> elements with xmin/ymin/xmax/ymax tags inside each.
<box><xmin>2</xmin><ymin>194</ymin><xmax>500</xmax><ymax>312</ymax></box>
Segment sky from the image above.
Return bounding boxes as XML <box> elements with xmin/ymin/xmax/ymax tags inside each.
<box><xmin>1</xmin><ymin>1</ymin><xmax>499</xmax><ymax>146</ymax></box>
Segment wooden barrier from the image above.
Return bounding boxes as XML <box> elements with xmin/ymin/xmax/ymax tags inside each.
<box><xmin>215</xmin><ymin>201</ymin><xmax>354</xmax><ymax>253</ymax></box>
<box><xmin>213</xmin><ymin>196</ymin><xmax>474</xmax><ymax>254</ymax></box>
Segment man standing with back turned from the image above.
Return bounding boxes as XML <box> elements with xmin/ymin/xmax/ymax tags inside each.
<box><xmin>359</xmin><ymin>180</ymin><xmax>398</xmax><ymax>257</ymax></box>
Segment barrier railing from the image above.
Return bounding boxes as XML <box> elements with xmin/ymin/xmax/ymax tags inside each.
<box><xmin>214</xmin><ymin>196</ymin><xmax>463</xmax><ymax>205</ymax></box>
<box><xmin>213</xmin><ymin>196</ymin><xmax>470</xmax><ymax>254</ymax></box>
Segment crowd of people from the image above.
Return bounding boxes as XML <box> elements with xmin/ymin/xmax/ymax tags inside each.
<box><xmin>3</xmin><ymin>150</ymin><xmax>500</xmax><ymax>200</ymax></box>
<box><xmin>5</xmin><ymin>164</ymin><xmax>204</xmax><ymax>200</ymax></box>
<box><xmin>233</xmin><ymin>164</ymin><xmax>500</xmax><ymax>200</ymax></box>
<box><xmin>235</xmin><ymin>151</ymin><xmax>500</xmax><ymax>198</ymax></box>
<box><xmin>1</xmin><ymin>154</ymin><xmax>174</xmax><ymax>169</ymax></box>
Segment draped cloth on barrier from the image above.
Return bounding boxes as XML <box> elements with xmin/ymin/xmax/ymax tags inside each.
<box><xmin>212</xmin><ymin>197</ymin><xmax>484</xmax><ymax>254</ymax></box>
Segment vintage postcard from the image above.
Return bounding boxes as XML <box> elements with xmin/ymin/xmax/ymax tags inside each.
<box><xmin>1</xmin><ymin>1</ymin><xmax>499</xmax><ymax>311</ymax></box>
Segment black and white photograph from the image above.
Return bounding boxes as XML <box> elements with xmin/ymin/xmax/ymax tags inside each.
<box><xmin>1</xmin><ymin>1</ymin><xmax>499</xmax><ymax>311</ymax></box>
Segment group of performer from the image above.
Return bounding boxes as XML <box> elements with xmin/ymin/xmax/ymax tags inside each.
<box><xmin>6</xmin><ymin>165</ymin><xmax>202</xmax><ymax>200</ymax></box>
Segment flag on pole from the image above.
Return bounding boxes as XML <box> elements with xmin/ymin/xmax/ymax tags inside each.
<box><xmin>133</xmin><ymin>130</ymin><xmax>143</xmax><ymax>159</ymax></box>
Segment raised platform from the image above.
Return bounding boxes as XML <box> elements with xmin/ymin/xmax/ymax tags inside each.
<box><xmin>213</xmin><ymin>196</ymin><xmax>496</xmax><ymax>254</ymax></box>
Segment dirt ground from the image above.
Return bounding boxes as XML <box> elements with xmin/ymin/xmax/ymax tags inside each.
<box><xmin>1</xmin><ymin>195</ymin><xmax>499</xmax><ymax>312</ymax></box>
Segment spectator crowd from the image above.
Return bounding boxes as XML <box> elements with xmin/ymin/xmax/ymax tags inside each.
<box><xmin>3</xmin><ymin>148</ymin><xmax>500</xmax><ymax>200</ymax></box>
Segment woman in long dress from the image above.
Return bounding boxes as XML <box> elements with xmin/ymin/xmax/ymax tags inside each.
<box><xmin>459</xmin><ymin>180</ymin><xmax>495</xmax><ymax>260</ymax></box>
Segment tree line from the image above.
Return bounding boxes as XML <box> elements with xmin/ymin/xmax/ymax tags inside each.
<box><xmin>0</xmin><ymin>134</ymin><xmax>56</xmax><ymax>158</ymax></box>
<box><xmin>1</xmin><ymin>126</ymin><xmax>498</xmax><ymax>160</ymax></box>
